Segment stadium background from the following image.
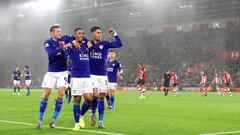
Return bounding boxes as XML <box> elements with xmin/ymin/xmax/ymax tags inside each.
<box><xmin>0</xmin><ymin>0</ymin><xmax>239</xmax><ymax>90</ymax></box>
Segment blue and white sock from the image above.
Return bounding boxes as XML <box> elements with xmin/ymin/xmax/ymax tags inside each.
<box><xmin>39</xmin><ymin>98</ymin><xmax>48</xmax><ymax>121</ymax></box>
<box><xmin>98</xmin><ymin>98</ymin><xmax>105</xmax><ymax>122</ymax></box>
<box><xmin>52</xmin><ymin>98</ymin><xmax>63</xmax><ymax>120</ymax></box>
<box><xmin>110</xmin><ymin>96</ymin><xmax>115</xmax><ymax>108</ymax></box>
<box><xmin>81</xmin><ymin>101</ymin><xmax>90</xmax><ymax>116</ymax></box>
<box><xmin>106</xmin><ymin>95</ymin><xmax>110</xmax><ymax>106</ymax></box>
<box><xmin>73</xmin><ymin>103</ymin><xmax>80</xmax><ymax>123</ymax></box>
<box><xmin>91</xmin><ymin>96</ymin><xmax>98</xmax><ymax>114</ymax></box>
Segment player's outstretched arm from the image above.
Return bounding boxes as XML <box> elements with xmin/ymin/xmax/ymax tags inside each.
<box><xmin>63</xmin><ymin>43</ymin><xmax>73</xmax><ymax>58</ymax></box>
<box><xmin>44</xmin><ymin>41</ymin><xmax>63</xmax><ymax>57</ymax></box>
<box><xmin>108</xmin><ymin>28</ymin><xmax>123</xmax><ymax>48</ymax></box>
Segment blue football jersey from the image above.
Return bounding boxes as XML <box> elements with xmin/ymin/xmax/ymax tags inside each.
<box><xmin>89</xmin><ymin>35</ymin><xmax>122</xmax><ymax>76</ymax></box>
<box><xmin>13</xmin><ymin>70</ymin><xmax>21</xmax><ymax>80</ymax></box>
<box><xmin>64</xmin><ymin>40</ymin><xmax>91</xmax><ymax>78</ymax></box>
<box><xmin>107</xmin><ymin>60</ymin><xmax>122</xmax><ymax>83</ymax></box>
<box><xmin>43</xmin><ymin>36</ymin><xmax>69</xmax><ymax>72</ymax></box>
<box><xmin>24</xmin><ymin>69</ymin><xmax>31</xmax><ymax>80</ymax></box>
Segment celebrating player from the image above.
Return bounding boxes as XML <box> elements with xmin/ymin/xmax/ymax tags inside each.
<box><xmin>212</xmin><ymin>73</ymin><xmax>223</xmax><ymax>96</ymax></box>
<box><xmin>89</xmin><ymin>26</ymin><xmax>123</xmax><ymax>128</ymax></box>
<box><xmin>36</xmin><ymin>25</ymin><xmax>68</xmax><ymax>129</ymax></box>
<box><xmin>23</xmin><ymin>65</ymin><xmax>31</xmax><ymax>96</ymax></box>
<box><xmin>63</xmin><ymin>27</ymin><xmax>93</xmax><ymax>131</ymax></box>
<box><xmin>137</xmin><ymin>63</ymin><xmax>147</xmax><ymax>99</ymax></box>
<box><xmin>223</xmin><ymin>70</ymin><xmax>233</xmax><ymax>97</ymax></box>
<box><xmin>171</xmin><ymin>72</ymin><xmax>179</xmax><ymax>97</ymax></box>
<box><xmin>200</xmin><ymin>71</ymin><xmax>208</xmax><ymax>96</ymax></box>
<box><xmin>106</xmin><ymin>50</ymin><xmax>123</xmax><ymax>109</ymax></box>
<box><xmin>162</xmin><ymin>71</ymin><xmax>171</xmax><ymax>96</ymax></box>
<box><xmin>12</xmin><ymin>66</ymin><xmax>21</xmax><ymax>96</ymax></box>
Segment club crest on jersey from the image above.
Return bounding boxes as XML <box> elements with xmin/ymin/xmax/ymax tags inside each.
<box><xmin>99</xmin><ymin>45</ymin><xmax>103</xmax><ymax>49</ymax></box>
<box><xmin>44</xmin><ymin>43</ymin><xmax>49</xmax><ymax>48</ymax></box>
<box><xmin>112</xmin><ymin>64</ymin><xmax>115</xmax><ymax>66</ymax></box>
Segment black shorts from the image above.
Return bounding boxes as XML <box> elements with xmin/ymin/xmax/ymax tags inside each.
<box><xmin>138</xmin><ymin>79</ymin><xmax>145</xmax><ymax>86</ymax></box>
<box><xmin>172</xmin><ymin>84</ymin><xmax>177</xmax><ymax>87</ymax></box>
<box><xmin>225</xmin><ymin>83</ymin><xmax>230</xmax><ymax>87</ymax></box>
<box><xmin>163</xmin><ymin>82</ymin><xmax>170</xmax><ymax>87</ymax></box>
<box><xmin>201</xmin><ymin>84</ymin><xmax>208</xmax><ymax>87</ymax></box>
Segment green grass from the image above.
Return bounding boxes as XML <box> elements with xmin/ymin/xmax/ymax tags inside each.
<box><xmin>0</xmin><ymin>88</ymin><xmax>240</xmax><ymax>135</ymax></box>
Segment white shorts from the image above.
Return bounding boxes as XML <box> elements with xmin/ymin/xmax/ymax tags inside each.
<box><xmin>108</xmin><ymin>82</ymin><xmax>117</xmax><ymax>90</ymax></box>
<box><xmin>41</xmin><ymin>71</ymin><xmax>68</xmax><ymax>89</ymax></box>
<box><xmin>25</xmin><ymin>80</ymin><xmax>31</xmax><ymax>86</ymax></box>
<box><xmin>70</xmin><ymin>78</ymin><xmax>93</xmax><ymax>96</ymax></box>
<box><xmin>90</xmin><ymin>75</ymin><xmax>108</xmax><ymax>93</ymax></box>
<box><xmin>13</xmin><ymin>80</ymin><xmax>20</xmax><ymax>86</ymax></box>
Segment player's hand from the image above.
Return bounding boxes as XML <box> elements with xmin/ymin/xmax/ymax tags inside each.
<box><xmin>119</xmin><ymin>75</ymin><xmax>123</xmax><ymax>80</ymax></box>
<box><xmin>63</xmin><ymin>43</ymin><xmax>72</xmax><ymax>49</ymax></box>
<box><xmin>108</xmin><ymin>28</ymin><xmax>117</xmax><ymax>35</ymax></box>
<box><xmin>59</xmin><ymin>41</ymin><xmax>65</xmax><ymax>49</ymax></box>
<box><xmin>87</xmin><ymin>41</ymin><xmax>92</xmax><ymax>48</ymax></box>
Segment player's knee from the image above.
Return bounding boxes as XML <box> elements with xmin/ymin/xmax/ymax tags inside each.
<box><xmin>58</xmin><ymin>87</ymin><xmax>66</xmax><ymax>98</ymax></box>
<box><xmin>99</xmin><ymin>93</ymin><xmax>106</xmax><ymax>98</ymax></box>
<box><xmin>83</xmin><ymin>93</ymin><xmax>92</xmax><ymax>103</ymax></box>
<box><xmin>43</xmin><ymin>92</ymin><xmax>50</xmax><ymax>99</ymax></box>
<box><xmin>110</xmin><ymin>90</ymin><xmax>115</xmax><ymax>96</ymax></box>
<box><xmin>93</xmin><ymin>91</ymin><xmax>98</xmax><ymax>97</ymax></box>
<box><xmin>58</xmin><ymin>92</ymin><xmax>65</xmax><ymax>98</ymax></box>
<box><xmin>43</xmin><ymin>88</ymin><xmax>51</xmax><ymax>99</ymax></box>
<box><xmin>85</xmin><ymin>97</ymin><xmax>92</xmax><ymax>103</ymax></box>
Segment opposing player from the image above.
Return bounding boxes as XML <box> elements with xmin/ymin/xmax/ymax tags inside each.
<box><xmin>63</xmin><ymin>27</ymin><xmax>93</xmax><ymax>131</ymax></box>
<box><xmin>223</xmin><ymin>70</ymin><xmax>233</xmax><ymax>97</ymax></box>
<box><xmin>212</xmin><ymin>73</ymin><xmax>223</xmax><ymax>96</ymax></box>
<box><xmin>106</xmin><ymin>50</ymin><xmax>123</xmax><ymax>109</ymax></box>
<box><xmin>89</xmin><ymin>26</ymin><xmax>123</xmax><ymax>128</ymax></box>
<box><xmin>137</xmin><ymin>63</ymin><xmax>146</xmax><ymax>99</ymax></box>
<box><xmin>12</xmin><ymin>66</ymin><xmax>21</xmax><ymax>96</ymax></box>
<box><xmin>171</xmin><ymin>72</ymin><xmax>179</xmax><ymax>96</ymax></box>
<box><xmin>200</xmin><ymin>71</ymin><xmax>208</xmax><ymax>96</ymax></box>
<box><xmin>36</xmin><ymin>25</ymin><xmax>68</xmax><ymax>129</ymax></box>
<box><xmin>162</xmin><ymin>71</ymin><xmax>171</xmax><ymax>96</ymax></box>
<box><xmin>23</xmin><ymin>65</ymin><xmax>31</xmax><ymax>96</ymax></box>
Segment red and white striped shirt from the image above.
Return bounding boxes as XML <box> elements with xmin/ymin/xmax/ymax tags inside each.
<box><xmin>212</xmin><ymin>76</ymin><xmax>222</xmax><ymax>85</ymax></box>
<box><xmin>139</xmin><ymin>68</ymin><xmax>146</xmax><ymax>81</ymax></box>
<box><xmin>200</xmin><ymin>74</ymin><xmax>208</xmax><ymax>85</ymax></box>
<box><xmin>224</xmin><ymin>72</ymin><xmax>231</xmax><ymax>84</ymax></box>
<box><xmin>171</xmin><ymin>73</ymin><xmax>178</xmax><ymax>85</ymax></box>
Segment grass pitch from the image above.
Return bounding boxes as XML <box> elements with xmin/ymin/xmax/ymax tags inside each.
<box><xmin>0</xmin><ymin>88</ymin><xmax>240</xmax><ymax>135</ymax></box>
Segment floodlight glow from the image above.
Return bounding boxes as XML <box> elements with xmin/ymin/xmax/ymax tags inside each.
<box><xmin>23</xmin><ymin>1</ymin><xmax>35</xmax><ymax>8</ymax></box>
<box><xmin>32</xmin><ymin>0</ymin><xmax>60</xmax><ymax>12</ymax></box>
<box><xmin>18</xmin><ymin>14</ymin><xmax>25</xmax><ymax>18</ymax></box>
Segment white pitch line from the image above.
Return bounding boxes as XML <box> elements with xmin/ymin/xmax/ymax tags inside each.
<box><xmin>198</xmin><ymin>130</ymin><xmax>240</xmax><ymax>135</ymax></box>
<box><xmin>0</xmin><ymin>120</ymin><xmax>124</xmax><ymax>135</ymax></box>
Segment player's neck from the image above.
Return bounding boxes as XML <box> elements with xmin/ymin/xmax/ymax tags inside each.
<box><xmin>52</xmin><ymin>37</ymin><xmax>59</xmax><ymax>41</ymax></box>
<box><xmin>93</xmin><ymin>39</ymin><xmax>100</xmax><ymax>44</ymax></box>
<box><xmin>73</xmin><ymin>40</ymin><xmax>81</xmax><ymax>49</ymax></box>
<box><xmin>75</xmin><ymin>40</ymin><xmax>82</xmax><ymax>44</ymax></box>
<box><xmin>109</xmin><ymin>58</ymin><xmax>115</xmax><ymax>62</ymax></box>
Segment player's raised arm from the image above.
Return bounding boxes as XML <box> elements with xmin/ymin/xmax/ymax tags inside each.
<box><xmin>108</xmin><ymin>28</ymin><xmax>123</xmax><ymax>48</ymax></box>
<box><xmin>63</xmin><ymin>43</ymin><xmax>73</xmax><ymax>58</ymax></box>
